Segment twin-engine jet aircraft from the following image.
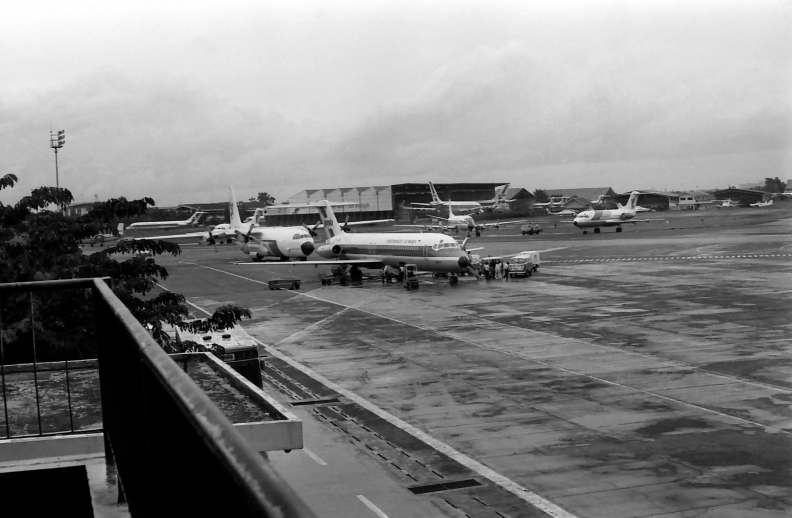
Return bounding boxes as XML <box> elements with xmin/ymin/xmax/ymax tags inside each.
<box><xmin>569</xmin><ymin>191</ymin><xmax>662</xmax><ymax>234</ymax></box>
<box><xmin>397</xmin><ymin>202</ymin><xmax>526</xmax><ymax>237</ymax></box>
<box><xmin>126</xmin><ymin>211</ymin><xmax>208</xmax><ymax>230</ymax></box>
<box><xmin>236</xmin><ymin>200</ymin><xmax>478</xmax><ymax>284</ymax></box>
<box><xmin>407</xmin><ymin>182</ymin><xmax>510</xmax><ymax>215</ymax></box>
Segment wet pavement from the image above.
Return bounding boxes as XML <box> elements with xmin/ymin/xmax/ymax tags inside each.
<box><xmin>156</xmin><ymin>207</ymin><xmax>792</xmax><ymax>517</ymax></box>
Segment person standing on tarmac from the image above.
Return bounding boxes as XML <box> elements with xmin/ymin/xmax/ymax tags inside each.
<box><xmin>207</xmin><ymin>231</ymin><xmax>218</xmax><ymax>253</ymax></box>
<box><xmin>503</xmin><ymin>261</ymin><xmax>510</xmax><ymax>281</ymax></box>
<box><xmin>488</xmin><ymin>261</ymin><xmax>496</xmax><ymax>280</ymax></box>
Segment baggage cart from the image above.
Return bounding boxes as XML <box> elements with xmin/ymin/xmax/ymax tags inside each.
<box><xmin>268</xmin><ymin>279</ymin><xmax>301</xmax><ymax>290</ymax></box>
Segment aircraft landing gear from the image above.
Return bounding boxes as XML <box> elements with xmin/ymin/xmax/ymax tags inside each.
<box><xmin>616</xmin><ymin>227</ymin><xmax>623</xmax><ymax>233</ymax></box>
<box><xmin>475</xmin><ymin>231</ymin><xmax>481</xmax><ymax>237</ymax></box>
<box><xmin>594</xmin><ymin>228</ymin><xmax>601</xmax><ymax>234</ymax></box>
<box><xmin>449</xmin><ymin>275</ymin><xmax>459</xmax><ymax>286</ymax></box>
<box><xmin>582</xmin><ymin>230</ymin><xmax>588</xmax><ymax>235</ymax></box>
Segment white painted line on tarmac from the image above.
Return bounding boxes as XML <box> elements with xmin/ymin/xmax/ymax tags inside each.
<box><xmin>178</xmin><ymin>261</ymin><xmax>271</xmax><ymax>285</ymax></box>
<box><xmin>158</xmin><ymin>284</ymin><xmax>213</xmax><ymax>317</ymax></box>
<box><xmin>357</xmin><ymin>495</ymin><xmax>390</xmax><ymax>518</ymax></box>
<box><xmin>256</xmin><ymin>339</ymin><xmax>580</xmax><ymax>518</ymax></box>
<box><xmin>302</xmin><ymin>448</ymin><xmax>327</xmax><ymax>466</ymax></box>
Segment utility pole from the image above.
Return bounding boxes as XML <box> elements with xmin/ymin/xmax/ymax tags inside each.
<box><xmin>49</xmin><ymin>129</ymin><xmax>65</xmax><ymax>189</ymax></box>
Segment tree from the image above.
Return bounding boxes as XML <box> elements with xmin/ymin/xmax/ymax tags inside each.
<box><xmin>0</xmin><ymin>174</ymin><xmax>250</xmax><ymax>363</ymax></box>
<box><xmin>533</xmin><ymin>189</ymin><xmax>549</xmax><ymax>203</ymax></box>
<box><xmin>256</xmin><ymin>192</ymin><xmax>276</xmax><ymax>206</ymax></box>
<box><xmin>764</xmin><ymin>177</ymin><xmax>785</xmax><ymax>193</ymax></box>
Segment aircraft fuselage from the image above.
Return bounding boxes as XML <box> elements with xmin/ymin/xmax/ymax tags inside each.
<box><xmin>573</xmin><ymin>209</ymin><xmax>636</xmax><ymax>228</ymax></box>
<box><xmin>316</xmin><ymin>233</ymin><xmax>470</xmax><ymax>273</ymax></box>
<box><xmin>240</xmin><ymin>227</ymin><xmax>315</xmax><ymax>260</ymax></box>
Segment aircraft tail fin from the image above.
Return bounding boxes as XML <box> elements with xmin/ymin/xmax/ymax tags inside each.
<box><xmin>622</xmin><ymin>191</ymin><xmax>640</xmax><ymax>211</ymax></box>
<box><xmin>316</xmin><ymin>200</ymin><xmax>344</xmax><ymax>238</ymax></box>
<box><xmin>447</xmin><ymin>200</ymin><xmax>455</xmax><ymax>218</ymax></box>
<box><xmin>252</xmin><ymin>208</ymin><xmax>264</xmax><ymax>226</ymax></box>
<box><xmin>494</xmin><ymin>183</ymin><xmax>510</xmax><ymax>201</ymax></box>
<box><xmin>429</xmin><ymin>182</ymin><xmax>442</xmax><ymax>204</ymax></box>
<box><xmin>229</xmin><ymin>186</ymin><xmax>244</xmax><ymax>230</ymax></box>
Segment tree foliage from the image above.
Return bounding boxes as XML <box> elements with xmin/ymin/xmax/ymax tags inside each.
<box><xmin>763</xmin><ymin>177</ymin><xmax>785</xmax><ymax>193</ymax></box>
<box><xmin>256</xmin><ymin>192</ymin><xmax>276</xmax><ymax>205</ymax></box>
<box><xmin>0</xmin><ymin>174</ymin><xmax>250</xmax><ymax>363</ymax></box>
<box><xmin>533</xmin><ymin>189</ymin><xmax>549</xmax><ymax>203</ymax></box>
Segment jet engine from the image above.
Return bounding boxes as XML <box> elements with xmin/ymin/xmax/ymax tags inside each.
<box><xmin>317</xmin><ymin>244</ymin><xmax>343</xmax><ymax>258</ymax></box>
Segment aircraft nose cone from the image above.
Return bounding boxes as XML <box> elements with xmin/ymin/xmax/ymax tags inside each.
<box><xmin>301</xmin><ymin>240</ymin><xmax>315</xmax><ymax>257</ymax></box>
<box><xmin>458</xmin><ymin>255</ymin><xmax>470</xmax><ymax>268</ymax></box>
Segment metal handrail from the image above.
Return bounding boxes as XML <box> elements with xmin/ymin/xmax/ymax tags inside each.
<box><xmin>93</xmin><ymin>279</ymin><xmax>316</xmax><ymax>517</ymax></box>
<box><xmin>1</xmin><ymin>278</ymin><xmax>315</xmax><ymax>517</ymax></box>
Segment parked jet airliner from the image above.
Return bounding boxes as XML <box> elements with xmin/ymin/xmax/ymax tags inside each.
<box><xmin>408</xmin><ymin>183</ymin><xmax>510</xmax><ymax>215</ymax></box>
<box><xmin>126</xmin><ymin>211</ymin><xmax>208</xmax><ymax>230</ymax></box>
<box><xmin>236</xmin><ymin>200</ymin><xmax>477</xmax><ymax>284</ymax></box>
<box><xmin>570</xmin><ymin>191</ymin><xmax>662</xmax><ymax>234</ymax></box>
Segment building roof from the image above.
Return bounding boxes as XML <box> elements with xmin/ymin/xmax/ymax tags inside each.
<box><xmin>542</xmin><ymin>187</ymin><xmax>615</xmax><ymax>200</ymax></box>
<box><xmin>503</xmin><ymin>187</ymin><xmax>535</xmax><ymax>200</ymax></box>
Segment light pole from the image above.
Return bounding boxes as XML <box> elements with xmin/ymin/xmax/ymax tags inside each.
<box><xmin>49</xmin><ymin>129</ymin><xmax>65</xmax><ymax>189</ymax></box>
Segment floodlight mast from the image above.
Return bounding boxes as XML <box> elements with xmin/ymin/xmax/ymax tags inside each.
<box><xmin>49</xmin><ymin>129</ymin><xmax>65</xmax><ymax>189</ymax></box>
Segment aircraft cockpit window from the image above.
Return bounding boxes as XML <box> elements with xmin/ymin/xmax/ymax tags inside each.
<box><xmin>433</xmin><ymin>242</ymin><xmax>460</xmax><ymax>251</ymax></box>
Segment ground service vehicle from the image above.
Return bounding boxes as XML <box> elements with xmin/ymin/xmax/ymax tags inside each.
<box><xmin>268</xmin><ymin>279</ymin><xmax>301</xmax><ymax>290</ymax></box>
<box><xmin>508</xmin><ymin>251</ymin><xmax>541</xmax><ymax>277</ymax></box>
<box><xmin>521</xmin><ymin>224</ymin><xmax>543</xmax><ymax>236</ymax></box>
<box><xmin>175</xmin><ymin>325</ymin><xmax>263</xmax><ymax>388</ymax></box>
<box><xmin>403</xmin><ymin>264</ymin><xmax>420</xmax><ymax>290</ymax></box>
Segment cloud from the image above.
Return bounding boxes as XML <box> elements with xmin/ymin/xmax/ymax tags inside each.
<box><xmin>2</xmin><ymin>3</ymin><xmax>790</xmax><ymax>206</ymax></box>
<box><xmin>328</xmin><ymin>37</ymin><xmax>791</xmax><ymax>187</ymax></box>
<box><xmin>0</xmin><ymin>71</ymin><xmax>319</xmax><ymax>205</ymax></box>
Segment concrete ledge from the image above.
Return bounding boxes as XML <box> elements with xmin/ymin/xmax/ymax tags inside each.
<box><xmin>172</xmin><ymin>352</ymin><xmax>303</xmax><ymax>452</ymax></box>
<box><xmin>0</xmin><ymin>433</ymin><xmax>104</xmax><ymax>464</ymax></box>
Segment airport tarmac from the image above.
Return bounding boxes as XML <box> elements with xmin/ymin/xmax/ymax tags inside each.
<box><xmin>155</xmin><ymin>206</ymin><xmax>792</xmax><ymax>518</ymax></box>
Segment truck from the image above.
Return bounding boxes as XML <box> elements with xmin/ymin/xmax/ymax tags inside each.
<box><xmin>174</xmin><ymin>323</ymin><xmax>263</xmax><ymax>388</ymax></box>
<box><xmin>521</xmin><ymin>223</ymin><xmax>544</xmax><ymax>236</ymax></box>
<box><xmin>508</xmin><ymin>251</ymin><xmax>541</xmax><ymax>277</ymax></box>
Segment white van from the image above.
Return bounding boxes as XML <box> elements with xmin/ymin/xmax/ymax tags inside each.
<box><xmin>508</xmin><ymin>251</ymin><xmax>541</xmax><ymax>277</ymax></box>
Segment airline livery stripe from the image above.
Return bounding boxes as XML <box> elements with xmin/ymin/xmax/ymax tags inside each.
<box><xmin>544</xmin><ymin>253</ymin><xmax>792</xmax><ymax>263</ymax></box>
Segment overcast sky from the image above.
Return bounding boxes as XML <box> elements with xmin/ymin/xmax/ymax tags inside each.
<box><xmin>1</xmin><ymin>0</ymin><xmax>790</xmax><ymax>207</ymax></box>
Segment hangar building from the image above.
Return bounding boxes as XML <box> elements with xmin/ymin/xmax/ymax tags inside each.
<box><xmin>710</xmin><ymin>188</ymin><xmax>770</xmax><ymax>207</ymax></box>
<box><xmin>264</xmin><ymin>183</ymin><xmax>506</xmax><ymax>225</ymax></box>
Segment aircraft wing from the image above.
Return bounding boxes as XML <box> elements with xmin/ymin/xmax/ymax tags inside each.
<box><xmin>233</xmin><ymin>259</ymin><xmax>383</xmax><ymax>267</ymax></box>
<box><xmin>125</xmin><ymin>231</ymin><xmax>211</xmax><ymax>241</ymax></box>
<box><xmin>454</xmin><ymin>207</ymin><xmax>483</xmax><ymax>215</ymax></box>
<box><xmin>394</xmin><ymin>224</ymin><xmax>450</xmax><ymax>233</ymax></box>
<box><xmin>313</xmin><ymin>219</ymin><xmax>394</xmax><ymax>228</ymax></box>
<box><xmin>479</xmin><ymin>219</ymin><xmax>528</xmax><ymax>229</ymax></box>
